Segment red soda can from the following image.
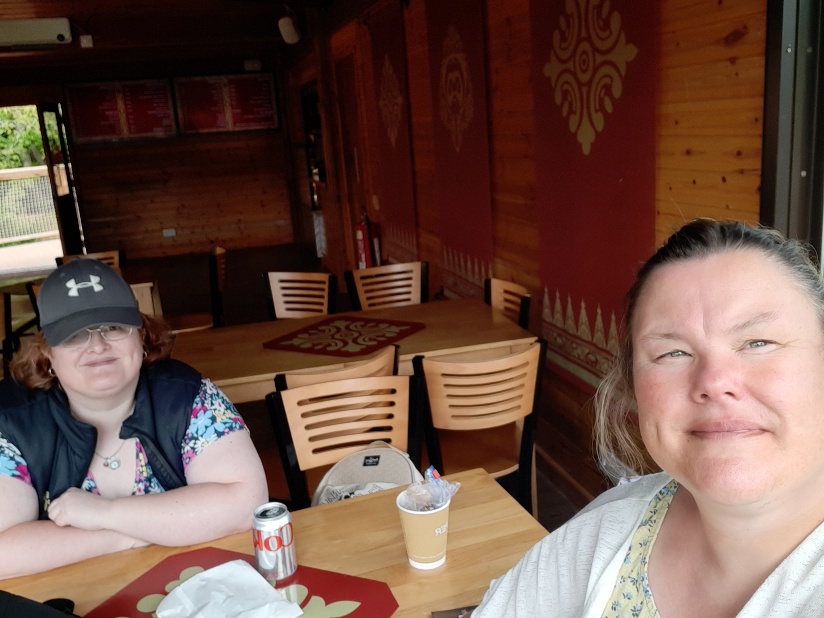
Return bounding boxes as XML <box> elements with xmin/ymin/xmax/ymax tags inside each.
<box><xmin>252</xmin><ymin>501</ymin><xmax>297</xmax><ymax>582</ymax></box>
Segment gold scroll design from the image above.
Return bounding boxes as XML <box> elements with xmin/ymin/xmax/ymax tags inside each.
<box><xmin>541</xmin><ymin>287</ymin><xmax>619</xmax><ymax>389</ymax></box>
<box><xmin>378</xmin><ymin>54</ymin><xmax>404</xmax><ymax>148</ymax></box>
<box><xmin>439</xmin><ymin>25</ymin><xmax>474</xmax><ymax>153</ymax></box>
<box><xmin>543</xmin><ymin>0</ymin><xmax>637</xmax><ymax>155</ymax></box>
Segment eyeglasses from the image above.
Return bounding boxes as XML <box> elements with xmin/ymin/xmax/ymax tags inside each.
<box><xmin>60</xmin><ymin>325</ymin><xmax>134</xmax><ymax>348</ymax></box>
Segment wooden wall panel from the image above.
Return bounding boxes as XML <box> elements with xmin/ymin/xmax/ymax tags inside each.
<box><xmin>486</xmin><ymin>0</ymin><xmax>539</xmax><ymax>302</ymax></box>
<box><xmin>656</xmin><ymin>0</ymin><xmax>766</xmax><ymax>245</ymax></box>
<box><xmin>73</xmin><ymin>132</ymin><xmax>292</xmax><ymax>258</ymax></box>
<box><xmin>403</xmin><ymin>0</ymin><xmax>441</xmax><ymax>291</ymax></box>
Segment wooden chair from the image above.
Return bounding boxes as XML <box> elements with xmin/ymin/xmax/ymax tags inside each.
<box><xmin>57</xmin><ymin>250</ymin><xmax>122</xmax><ymax>273</ymax></box>
<box><xmin>274</xmin><ymin>344</ymin><xmax>397</xmax><ymax>390</ymax></box>
<box><xmin>484</xmin><ymin>277</ymin><xmax>531</xmax><ymax>330</ymax></box>
<box><xmin>344</xmin><ymin>261</ymin><xmax>428</xmax><ymax>311</ymax></box>
<box><xmin>265</xmin><ymin>374</ymin><xmax>417</xmax><ymax>509</ymax></box>
<box><xmin>130</xmin><ymin>282</ymin><xmax>164</xmax><ymax>317</ymax></box>
<box><xmin>413</xmin><ymin>338</ymin><xmax>546</xmax><ymax>516</ymax></box>
<box><xmin>266</xmin><ymin>271</ymin><xmax>337</xmax><ymax>320</ymax></box>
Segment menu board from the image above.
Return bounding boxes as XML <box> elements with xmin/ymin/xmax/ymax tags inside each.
<box><xmin>66</xmin><ymin>80</ymin><xmax>176</xmax><ymax>141</ymax></box>
<box><xmin>174</xmin><ymin>74</ymin><xmax>278</xmax><ymax>134</ymax></box>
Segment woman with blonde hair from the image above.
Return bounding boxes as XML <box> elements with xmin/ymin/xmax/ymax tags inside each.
<box><xmin>474</xmin><ymin>219</ymin><xmax>824</xmax><ymax>616</ymax></box>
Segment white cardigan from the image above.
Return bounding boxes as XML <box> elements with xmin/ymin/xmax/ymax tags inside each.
<box><xmin>472</xmin><ymin>472</ymin><xmax>824</xmax><ymax>617</ymax></box>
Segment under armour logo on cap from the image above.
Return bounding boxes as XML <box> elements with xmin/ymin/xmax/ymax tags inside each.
<box><xmin>65</xmin><ymin>275</ymin><xmax>104</xmax><ymax>297</ymax></box>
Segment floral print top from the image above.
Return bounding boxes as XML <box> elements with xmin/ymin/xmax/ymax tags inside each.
<box><xmin>0</xmin><ymin>378</ymin><xmax>246</xmax><ymax>495</ymax></box>
<box><xmin>601</xmin><ymin>479</ymin><xmax>679</xmax><ymax>618</ymax></box>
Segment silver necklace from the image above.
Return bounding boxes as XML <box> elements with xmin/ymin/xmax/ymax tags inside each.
<box><xmin>95</xmin><ymin>439</ymin><xmax>127</xmax><ymax>470</ymax></box>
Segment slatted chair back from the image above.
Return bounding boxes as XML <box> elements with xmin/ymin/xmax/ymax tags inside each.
<box><xmin>344</xmin><ymin>261</ymin><xmax>428</xmax><ymax>311</ymax></box>
<box><xmin>274</xmin><ymin>344</ymin><xmax>397</xmax><ymax>390</ymax></box>
<box><xmin>265</xmin><ymin>374</ymin><xmax>415</xmax><ymax>509</ymax></box>
<box><xmin>413</xmin><ymin>339</ymin><xmax>545</xmax><ymax>515</ymax></box>
<box><xmin>267</xmin><ymin>271</ymin><xmax>336</xmax><ymax>319</ymax></box>
<box><xmin>484</xmin><ymin>277</ymin><xmax>531</xmax><ymax>330</ymax></box>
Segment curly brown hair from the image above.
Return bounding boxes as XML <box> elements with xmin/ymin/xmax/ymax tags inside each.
<box><xmin>9</xmin><ymin>313</ymin><xmax>175</xmax><ymax>390</ymax></box>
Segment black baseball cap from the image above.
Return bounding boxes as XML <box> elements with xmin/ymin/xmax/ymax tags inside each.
<box><xmin>38</xmin><ymin>259</ymin><xmax>142</xmax><ymax>347</ymax></box>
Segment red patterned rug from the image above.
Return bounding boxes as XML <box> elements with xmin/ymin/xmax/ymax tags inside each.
<box><xmin>263</xmin><ymin>315</ymin><xmax>426</xmax><ymax>357</ymax></box>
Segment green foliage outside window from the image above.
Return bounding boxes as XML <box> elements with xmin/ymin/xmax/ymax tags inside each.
<box><xmin>0</xmin><ymin>106</ymin><xmax>57</xmax><ymax>170</ymax></box>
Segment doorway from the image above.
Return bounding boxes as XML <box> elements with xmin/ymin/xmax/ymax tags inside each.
<box><xmin>0</xmin><ymin>104</ymin><xmax>63</xmax><ymax>275</ymax></box>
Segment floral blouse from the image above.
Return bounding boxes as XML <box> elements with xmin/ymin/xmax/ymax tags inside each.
<box><xmin>601</xmin><ymin>479</ymin><xmax>679</xmax><ymax>618</ymax></box>
<box><xmin>0</xmin><ymin>378</ymin><xmax>246</xmax><ymax>495</ymax></box>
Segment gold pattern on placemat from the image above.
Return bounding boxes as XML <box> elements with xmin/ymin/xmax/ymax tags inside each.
<box><xmin>263</xmin><ymin>316</ymin><xmax>426</xmax><ymax>357</ymax></box>
<box><xmin>542</xmin><ymin>0</ymin><xmax>637</xmax><ymax>155</ymax></box>
<box><xmin>379</xmin><ymin>54</ymin><xmax>404</xmax><ymax>148</ymax></box>
<box><xmin>439</xmin><ymin>25</ymin><xmax>474</xmax><ymax>152</ymax></box>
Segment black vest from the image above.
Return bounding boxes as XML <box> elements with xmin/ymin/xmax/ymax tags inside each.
<box><xmin>0</xmin><ymin>359</ymin><xmax>202</xmax><ymax>519</ymax></box>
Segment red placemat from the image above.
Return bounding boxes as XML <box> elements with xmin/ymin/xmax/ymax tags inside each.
<box><xmin>263</xmin><ymin>315</ymin><xmax>426</xmax><ymax>357</ymax></box>
<box><xmin>85</xmin><ymin>547</ymin><xmax>398</xmax><ymax>617</ymax></box>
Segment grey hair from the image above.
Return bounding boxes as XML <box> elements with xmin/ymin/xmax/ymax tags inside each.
<box><xmin>594</xmin><ymin>218</ymin><xmax>824</xmax><ymax>478</ymax></box>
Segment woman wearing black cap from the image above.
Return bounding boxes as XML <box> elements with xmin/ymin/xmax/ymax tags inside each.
<box><xmin>0</xmin><ymin>259</ymin><xmax>268</xmax><ymax>578</ymax></box>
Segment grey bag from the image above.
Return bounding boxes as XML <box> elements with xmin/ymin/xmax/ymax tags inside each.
<box><xmin>311</xmin><ymin>440</ymin><xmax>423</xmax><ymax>506</ymax></box>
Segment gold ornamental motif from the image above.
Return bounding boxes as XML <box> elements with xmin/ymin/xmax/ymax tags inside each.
<box><xmin>439</xmin><ymin>25</ymin><xmax>474</xmax><ymax>152</ymax></box>
<box><xmin>378</xmin><ymin>54</ymin><xmax>404</xmax><ymax>148</ymax></box>
<box><xmin>543</xmin><ymin>0</ymin><xmax>637</xmax><ymax>155</ymax></box>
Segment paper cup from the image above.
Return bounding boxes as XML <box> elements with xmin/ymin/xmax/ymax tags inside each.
<box><xmin>396</xmin><ymin>492</ymin><xmax>451</xmax><ymax>569</ymax></box>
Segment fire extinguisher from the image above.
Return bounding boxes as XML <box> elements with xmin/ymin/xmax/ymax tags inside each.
<box><xmin>355</xmin><ymin>212</ymin><xmax>376</xmax><ymax>269</ymax></box>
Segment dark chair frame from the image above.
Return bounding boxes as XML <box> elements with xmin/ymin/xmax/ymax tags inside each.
<box><xmin>208</xmin><ymin>247</ymin><xmax>226</xmax><ymax>328</ymax></box>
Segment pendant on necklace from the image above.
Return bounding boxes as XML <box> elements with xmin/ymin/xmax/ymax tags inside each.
<box><xmin>104</xmin><ymin>456</ymin><xmax>121</xmax><ymax>470</ymax></box>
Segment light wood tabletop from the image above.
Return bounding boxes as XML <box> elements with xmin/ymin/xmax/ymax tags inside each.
<box><xmin>171</xmin><ymin>298</ymin><xmax>537</xmax><ymax>403</ymax></box>
<box><xmin>0</xmin><ymin>468</ymin><xmax>548</xmax><ymax>616</ymax></box>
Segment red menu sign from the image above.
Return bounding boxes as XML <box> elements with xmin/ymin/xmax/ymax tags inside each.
<box><xmin>66</xmin><ymin>80</ymin><xmax>176</xmax><ymax>141</ymax></box>
<box><xmin>175</xmin><ymin>74</ymin><xmax>278</xmax><ymax>133</ymax></box>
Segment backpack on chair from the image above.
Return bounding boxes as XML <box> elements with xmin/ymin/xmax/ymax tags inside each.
<box><xmin>311</xmin><ymin>441</ymin><xmax>424</xmax><ymax>506</ymax></box>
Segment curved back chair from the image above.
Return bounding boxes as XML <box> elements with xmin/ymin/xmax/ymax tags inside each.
<box><xmin>484</xmin><ymin>277</ymin><xmax>531</xmax><ymax>330</ymax></box>
<box><xmin>344</xmin><ymin>261</ymin><xmax>428</xmax><ymax>311</ymax></box>
<box><xmin>266</xmin><ymin>271</ymin><xmax>337</xmax><ymax>320</ymax></box>
<box><xmin>265</xmin><ymin>374</ymin><xmax>416</xmax><ymax>509</ymax></box>
<box><xmin>274</xmin><ymin>344</ymin><xmax>397</xmax><ymax>390</ymax></box>
<box><xmin>413</xmin><ymin>339</ymin><xmax>545</xmax><ymax>516</ymax></box>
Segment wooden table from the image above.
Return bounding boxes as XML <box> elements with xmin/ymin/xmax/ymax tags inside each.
<box><xmin>0</xmin><ymin>468</ymin><xmax>548</xmax><ymax>616</ymax></box>
<box><xmin>172</xmin><ymin>298</ymin><xmax>537</xmax><ymax>403</ymax></box>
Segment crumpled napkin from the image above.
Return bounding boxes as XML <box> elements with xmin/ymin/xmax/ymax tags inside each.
<box><xmin>155</xmin><ymin>559</ymin><xmax>303</xmax><ymax>618</ymax></box>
